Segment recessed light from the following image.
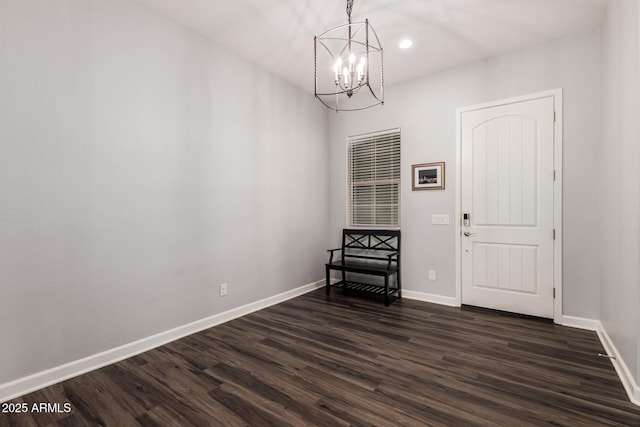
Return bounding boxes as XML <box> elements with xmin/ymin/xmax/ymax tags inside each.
<box><xmin>399</xmin><ymin>39</ymin><xmax>413</xmax><ymax>49</ymax></box>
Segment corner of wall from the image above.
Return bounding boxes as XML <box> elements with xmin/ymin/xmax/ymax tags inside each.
<box><xmin>596</xmin><ymin>321</ymin><xmax>640</xmax><ymax>407</ymax></box>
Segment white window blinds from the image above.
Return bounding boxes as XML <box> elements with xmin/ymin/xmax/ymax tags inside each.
<box><xmin>347</xmin><ymin>129</ymin><xmax>401</xmax><ymax>227</ymax></box>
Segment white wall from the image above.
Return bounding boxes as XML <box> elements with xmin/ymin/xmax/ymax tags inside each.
<box><xmin>600</xmin><ymin>0</ymin><xmax>640</xmax><ymax>389</ymax></box>
<box><xmin>0</xmin><ymin>0</ymin><xmax>329</xmax><ymax>385</ymax></box>
<box><xmin>329</xmin><ymin>30</ymin><xmax>602</xmax><ymax>318</ymax></box>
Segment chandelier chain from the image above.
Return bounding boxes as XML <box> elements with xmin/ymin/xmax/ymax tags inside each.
<box><xmin>346</xmin><ymin>0</ymin><xmax>354</xmax><ymax>23</ymax></box>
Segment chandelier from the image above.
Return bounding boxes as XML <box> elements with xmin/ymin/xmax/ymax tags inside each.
<box><xmin>314</xmin><ymin>0</ymin><xmax>384</xmax><ymax>112</ymax></box>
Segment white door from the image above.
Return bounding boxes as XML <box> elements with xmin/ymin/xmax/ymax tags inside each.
<box><xmin>460</xmin><ymin>96</ymin><xmax>555</xmax><ymax>318</ymax></box>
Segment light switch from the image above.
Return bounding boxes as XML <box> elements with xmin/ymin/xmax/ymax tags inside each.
<box><xmin>431</xmin><ymin>214</ymin><xmax>450</xmax><ymax>225</ymax></box>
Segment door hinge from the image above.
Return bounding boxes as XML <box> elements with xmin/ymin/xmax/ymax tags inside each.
<box><xmin>553</xmin><ymin>229</ymin><xmax>556</xmax><ymax>240</ymax></box>
<box><xmin>553</xmin><ymin>288</ymin><xmax>556</xmax><ymax>298</ymax></box>
<box><xmin>553</xmin><ymin>111</ymin><xmax>556</xmax><ymax>122</ymax></box>
<box><xmin>553</xmin><ymin>170</ymin><xmax>556</xmax><ymax>181</ymax></box>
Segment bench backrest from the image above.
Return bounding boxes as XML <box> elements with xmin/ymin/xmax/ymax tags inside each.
<box><xmin>341</xmin><ymin>229</ymin><xmax>401</xmax><ymax>263</ymax></box>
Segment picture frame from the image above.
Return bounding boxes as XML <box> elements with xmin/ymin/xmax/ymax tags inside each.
<box><xmin>412</xmin><ymin>162</ymin><xmax>445</xmax><ymax>190</ymax></box>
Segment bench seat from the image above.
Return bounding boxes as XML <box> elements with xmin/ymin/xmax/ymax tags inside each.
<box><xmin>325</xmin><ymin>259</ymin><xmax>399</xmax><ymax>276</ymax></box>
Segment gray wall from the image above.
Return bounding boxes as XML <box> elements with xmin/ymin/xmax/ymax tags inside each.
<box><xmin>0</xmin><ymin>0</ymin><xmax>329</xmax><ymax>385</ymax></box>
<box><xmin>3</xmin><ymin>0</ymin><xmax>637</xmax><ymax>396</ymax></box>
<box><xmin>600</xmin><ymin>0</ymin><xmax>640</xmax><ymax>387</ymax></box>
<box><xmin>329</xmin><ymin>30</ymin><xmax>602</xmax><ymax>318</ymax></box>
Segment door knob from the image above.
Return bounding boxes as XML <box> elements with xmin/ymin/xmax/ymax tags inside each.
<box><xmin>463</xmin><ymin>231</ymin><xmax>475</xmax><ymax>237</ymax></box>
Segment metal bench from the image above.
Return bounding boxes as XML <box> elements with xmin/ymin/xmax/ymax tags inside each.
<box><xmin>325</xmin><ymin>229</ymin><xmax>401</xmax><ymax>306</ymax></box>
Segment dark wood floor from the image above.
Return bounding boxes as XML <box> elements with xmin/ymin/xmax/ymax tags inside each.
<box><xmin>2</xmin><ymin>288</ymin><xmax>640</xmax><ymax>426</ymax></box>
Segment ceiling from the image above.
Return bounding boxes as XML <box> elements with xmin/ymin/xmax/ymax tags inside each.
<box><xmin>137</xmin><ymin>0</ymin><xmax>607</xmax><ymax>94</ymax></box>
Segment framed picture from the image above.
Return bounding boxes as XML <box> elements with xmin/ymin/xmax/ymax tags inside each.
<box><xmin>412</xmin><ymin>162</ymin><xmax>445</xmax><ymax>190</ymax></box>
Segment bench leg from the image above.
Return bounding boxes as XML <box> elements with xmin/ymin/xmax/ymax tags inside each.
<box><xmin>326</xmin><ymin>266</ymin><xmax>331</xmax><ymax>296</ymax></box>
<box><xmin>341</xmin><ymin>270</ymin><xmax>347</xmax><ymax>295</ymax></box>
<box><xmin>384</xmin><ymin>275</ymin><xmax>390</xmax><ymax>307</ymax></box>
<box><xmin>397</xmin><ymin>270</ymin><xmax>402</xmax><ymax>299</ymax></box>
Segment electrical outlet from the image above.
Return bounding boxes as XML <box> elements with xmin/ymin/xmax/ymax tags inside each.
<box><xmin>428</xmin><ymin>270</ymin><xmax>436</xmax><ymax>281</ymax></box>
<box><xmin>219</xmin><ymin>283</ymin><xmax>228</xmax><ymax>297</ymax></box>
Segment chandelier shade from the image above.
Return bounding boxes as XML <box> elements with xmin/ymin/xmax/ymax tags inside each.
<box><xmin>314</xmin><ymin>2</ymin><xmax>383</xmax><ymax>112</ymax></box>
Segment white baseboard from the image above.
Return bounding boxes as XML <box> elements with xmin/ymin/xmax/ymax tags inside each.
<box><xmin>560</xmin><ymin>315</ymin><xmax>600</xmax><ymax>331</ymax></box>
<box><xmin>402</xmin><ymin>290</ymin><xmax>458</xmax><ymax>307</ymax></box>
<box><xmin>0</xmin><ymin>280</ymin><xmax>325</xmax><ymax>404</ymax></box>
<box><xmin>561</xmin><ymin>315</ymin><xmax>639</xmax><ymax>406</ymax></box>
<box><xmin>595</xmin><ymin>321</ymin><xmax>640</xmax><ymax>406</ymax></box>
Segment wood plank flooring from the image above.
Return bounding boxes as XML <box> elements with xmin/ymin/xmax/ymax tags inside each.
<box><xmin>2</xmin><ymin>288</ymin><xmax>640</xmax><ymax>426</ymax></box>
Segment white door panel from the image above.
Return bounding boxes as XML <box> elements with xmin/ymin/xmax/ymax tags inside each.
<box><xmin>461</xmin><ymin>96</ymin><xmax>555</xmax><ymax>318</ymax></box>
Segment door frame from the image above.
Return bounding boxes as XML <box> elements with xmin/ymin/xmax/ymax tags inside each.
<box><xmin>454</xmin><ymin>89</ymin><xmax>563</xmax><ymax>323</ymax></box>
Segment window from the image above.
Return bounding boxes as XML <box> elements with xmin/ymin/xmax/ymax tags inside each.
<box><xmin>347</xmin><ymin>129</ymin><xmax>401</xmax><ymax>227</ymax></box>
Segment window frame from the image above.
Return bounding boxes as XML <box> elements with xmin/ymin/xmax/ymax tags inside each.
<box><xmin>346</xmin><ymin>128</ymin><xmax>401</xmax><ymax>228</ymax></box>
